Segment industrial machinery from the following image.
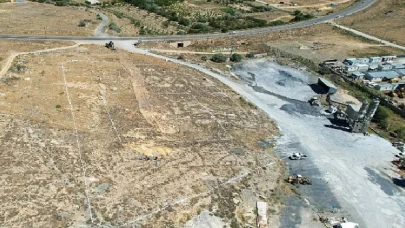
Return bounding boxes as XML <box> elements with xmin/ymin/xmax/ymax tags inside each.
<box><xmin>345</xmin><ymin>98</ymin><xmax>380</xmax><ymax>133</ymax></box>
<box><xmin>105</xmin><ymin>41</ymin><xmax>116</xmax><ymax>50</ymax></box>
<box><xmin>308</xmin><ymin>96</ymin><xmax>320</xmax><ymax>106</ymax></box>
<box><xmin>287</xmin><ymin>174</ymin><xmax>312</xmax><ymax>185</ymax></box>
<box><xmin>289</xmin><ymin>153</ymin><xmax>307</xmax><ymax>160</ymax></box>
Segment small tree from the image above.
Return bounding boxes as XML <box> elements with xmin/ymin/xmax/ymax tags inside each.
<box><xmin>78</xmin><ymin>20</ymin><xmax>86</xmax><ymax>27</ymax></box>
<box><xmin>230</xmin><ymin>53</ymin><xmax>242</xmax><ymax>62</ymax></box>
<box><xmin>211</xmin><ymin>53</ymin><xmax>227</xmax><ymax>63</ymax></box>
<box><xmin>201</xmin><ymin>56</ymin><xmax>208</xmax><ymax>61</ymax></box>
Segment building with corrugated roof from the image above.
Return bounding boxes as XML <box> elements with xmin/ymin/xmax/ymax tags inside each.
<box><xmin>364</xmin><ymin>71</ymin><xmax>399</xmax><ymax>82</ymax></box>
<box><xmin>318</xmin><ymin>78</ymin><xmax>338</xmax><ymax>94</ymax></box>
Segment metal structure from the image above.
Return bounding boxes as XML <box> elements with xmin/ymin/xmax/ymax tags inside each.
<box><xmin>346</xmin><ymin>98</ymin><xmax>380</xmax><ymax>133</ymax></box>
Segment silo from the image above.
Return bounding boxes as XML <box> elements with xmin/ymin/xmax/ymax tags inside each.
<box><xmin>366</xmin><ymin>98</ymin><xmax>380</xmax><ymax>121</ymax></box>
<box><xmin>357</xmin><ymin>100</ymin><xmax>369</xmax><ymax>120</ymax></box>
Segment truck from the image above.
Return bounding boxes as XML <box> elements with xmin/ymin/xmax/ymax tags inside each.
<box><xmin>333</xmin><ymin>222</ymin><xmax>359</xmax><ymax>228</ymax></box>
<box><xmin>289</xmin><ymin>153</ymin><xmax>307</xmax><ymax>160</ymax></box>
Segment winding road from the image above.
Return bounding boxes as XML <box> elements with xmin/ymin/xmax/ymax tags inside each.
<box><xmin>0</xmin><ymin>0</ymin><xmax>377</xmax><ymax>42</ymax></box>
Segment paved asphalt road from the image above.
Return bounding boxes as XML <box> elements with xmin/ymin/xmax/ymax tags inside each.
<box><xmin>0</xmin><ymin>0</ymin><xmax>376</xmax><ymax>42</ymax></box>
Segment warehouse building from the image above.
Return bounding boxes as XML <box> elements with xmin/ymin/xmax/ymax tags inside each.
<box><xmin>351</xmin><ymin>72</ymin><xmax>365</xmax><ymax>80</ymax></box>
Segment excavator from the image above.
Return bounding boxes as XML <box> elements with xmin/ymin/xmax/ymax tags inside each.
<box><xmin>105</xmin><ymin>41</ymin><xmax>116</xmax><ymax>51</ymax></box>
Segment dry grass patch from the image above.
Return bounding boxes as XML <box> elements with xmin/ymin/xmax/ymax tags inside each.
<box><xmin>0</xmin><ymin>43</ymin><xmax>280</xmax><ymax>227</ymax></box>
<box><xmin>339</xmin><ymin>0</ymin><xmax>405</xmax><ymax>46</ymax></box>
<box><xmin>0</xmin><ymin>2</ymin><xmax>98</xmax><ymax>36</ymax></box>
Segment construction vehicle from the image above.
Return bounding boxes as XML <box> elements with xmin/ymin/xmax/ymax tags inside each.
<box><xmin>333</xmin><ymin>222</ymin><xmax>359</xmax><ymax>228</ymax></box>
<box><xmin>308</xmin><ymin>96</ymin><xmax>320</xmax><ymax>106</ymax></box>
<box><xmin>287</xmin><ymin>174</ymin><xmax>312</xmax><ymax>185</ymax></box>
<box><xmin>289</xmin><ymin>153</ymin><xmax>307</xmax><ymax>160</ymax></box>
<box><xmin>105</xmin><ymin>41</ymin><xmax>116</xmax><ymax>50</ymax></box>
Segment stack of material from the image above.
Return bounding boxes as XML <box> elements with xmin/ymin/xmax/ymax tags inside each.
<box><xmin>256</xmin><ymin>201</ymin><xmax>268</xmax><ymax>228</ymax></box>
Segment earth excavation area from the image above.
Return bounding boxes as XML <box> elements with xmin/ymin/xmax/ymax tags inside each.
<box><xmin>0</xmin><ymin>45</ymin><xmax>280</xmax><ymax>227</ymax></box>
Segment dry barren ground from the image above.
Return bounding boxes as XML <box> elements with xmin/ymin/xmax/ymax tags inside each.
<box><xmin>0</xmin><ymin>44</ymin><xmax>282</xmax><ymax>227</ymax></box>
<box><xmin>0</xmin><ymin>2</ymin><xmax>97</xmax><ymax>36</ymax></box>
<box><xmin>338</xmin><ymin>0</ymin><xmax>405</xmax><ymax>46</ymax></box>
<box><xmin>0</xmin><ymin>40</ymin><xmax>74</xmax><ymax>74</ymax></box>
<box><xmin>140</xmin><ymin>23</ymin><xmax>403</xmax><ymax>64</ymax></box>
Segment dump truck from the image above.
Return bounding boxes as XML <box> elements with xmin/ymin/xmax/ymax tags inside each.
<box><xmin>287</xmin><ymin>174</ymin><xmax>312</xmax><ymax>185</ymax></box>
<box><xmin>289</xmin><ymin>153</ymin><xmax>307</xmax><ymax>160</ymax></box>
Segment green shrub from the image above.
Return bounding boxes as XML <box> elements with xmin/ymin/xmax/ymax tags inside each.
<box><xmin>113</xmin><ymin>11</ymin><xmax>124</xmax><ymax>19</ymax></box>
<box><xmin>78</xmin><ymin>20</ymin><xmax>86</xmax><ymax>27</ymax></box>
<box><xmin>108</xmin><ymin>21</ymin><xmax>121</xmax><ymax>33</ymax></box>
<box><xmin>373</xmin><ymin>106</ymin><xmax>391</xmax><ymax>129</ymax></box>
<box><xmin>201</xmin><ymin>56</ymin><xmax>208</xmax><ymax>61</ymax></box>
<box><xmin>230</xmin><ymin>53</ymin><xmax>242</xmax><ymax>62</ymax></box>
<box><xmin>290</xmin><ymin>10</ymin><xmax>314</xmax><ymax>22</ymax></box>
<box><xmin>211</xmin><ymin>53</ymin><xmax>227</xmax><ymax>63</ymax></box>
<box><xmin>268</xmin><ymin>20</ymin><xmax>285</xmax><ymax>26</ymax></box>
<box><xmin>178</xmin><ymin>17</ymin><xmax>190</xmax><ymax>26</ymax></box>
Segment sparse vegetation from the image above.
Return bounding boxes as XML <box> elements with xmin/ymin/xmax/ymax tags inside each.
<box><xmin>230</xmin><ymin>53</ymin><xmax>242</xmax><ymax>62</ymax></box>
<box><xmin>78</xmin><ymin>20</ymin><xmax>86</xmax><ymax>27</ymax></box>
<box><xmin>290</xmin><ymin>10</ymin><xmax>314</xmax><ymax>22</ymax></box>
<box><xmin>108</xmin><ymin>21</ymin><xmax>121</xmax><ymax>33</ymax></box>
<box><xmin>211</xmin><ymin>53</ymin><xmax>227</xmax><ymax>63</ymax></box>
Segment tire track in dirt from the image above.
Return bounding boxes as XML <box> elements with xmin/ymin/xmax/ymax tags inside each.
<box><xmin>0</xmin><ymin>43</ymin><xmax>80</xmax><ymax>79</ymax></box>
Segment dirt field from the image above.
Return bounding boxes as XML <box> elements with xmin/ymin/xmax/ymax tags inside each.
<box><xmin>0</xmin><ymin>2</ymin><xmax>98</xmax><ymax>36</ymax></box>
<box><xmin>0</xmin><ymin>40</ymin><xmax>74</xmax><ymax>76</ymax></box>
<box><xmin>0</xmin><ymin>43</ymin><xmax>283</xmax><ymax>227</ymax></box>
<box><xmin>99</xmin><ymin>6</ymin><xmax>179</xmax><ymax>36</ymax></box>
<box><xmin>140</xmin><ymin>23</ymin><xmax>403</xmax><ymax>64</ymax></box>
<box><xmin>338</xmin><ymin>0</ymin><xmax>405</xmax><ymax>46</ymax></box>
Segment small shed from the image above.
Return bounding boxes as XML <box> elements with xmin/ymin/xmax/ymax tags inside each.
<box><xmin>344</xmin><ymin>65</ymin><xmax>359</xmax><ymax>72</ymax></box>
<box><xmin>318</xmin><ymin>77</ymin><xmax>338</xmax><ymax>94</ymax></box>
<box><xmin>382</xmin><ymin>55</ymin><xmax>396</xmax><ymax>62</ymax></box>
<box><xmin>369</xmin><ymin>57</ymin><xmax>382</xmax><ymax>63</ymax></box>
<box><xmin>358</xmin><ymin>58</ymin><xmax>369</xmax><ymax>64</ymax></box>
<box><xmin>365</xmin><ymin>71</ymin><xmax>399</xmax><ymax>82</ymax></box>
<box><xmin>368</xmin><ymin>64</ymin><xmax>379</xmax><ymax>71</ymax></box>
<box><xmin>374</xmin><ymin>83</ymin><xmax>403</xmax><ymax>91</ymax></box>
<box><xmin>389</xmin><ymin>63</ymin><xmax>405</xmax><ymax>69</ymax></box>
<box><xmin>343</xmin><ymin>58</ymin><xmax>360</xmax><ymax>66</ymax></box>
<box><xmin>378</xmin><ymin>64</ymin><xmax>393</xmax><ymax>71</ymax></box>
<box><xmin>351</xmin><ymin>72</ymin><xmax>365</xmax><ymax>80</ymax></box>
<box><xmin>356</xmin><ymin>63</ymin><xmax>369</xmax><ymax>72</ymax></box>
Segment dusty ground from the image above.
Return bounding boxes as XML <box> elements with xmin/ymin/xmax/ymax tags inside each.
<box><xmin>0</xmin><ymin>43</ymin><xmax>284</xmax><ymax>227</ymax></box>
<box><xmin>0</xmin><ymin>2</ymin><xmax>98</xmax><ymax>36</ymax></box>
<box><xmin>99</xmin><ymin>6</ymin><xmax>179</xmax><ymax>36</ymax></box>
<box><xmin>0</xmin><ymin>40</ymin><xmax>74</xmax><ymax>74</ymax></box>
<box><xmin>338</xmin><ymin>0</ymin><xmax>405</xmax><ymax>46</ymax></box>
<box><xmin>140</xmin><ymin>23</ymin><xmax>404</xmax><ymax>64</ymax></box>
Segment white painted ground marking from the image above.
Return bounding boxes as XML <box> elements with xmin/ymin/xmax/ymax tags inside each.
<box><xmin>61</xmin><ymin>64</ymin><xmax>94</xmax><ymax>223</ymax></box>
